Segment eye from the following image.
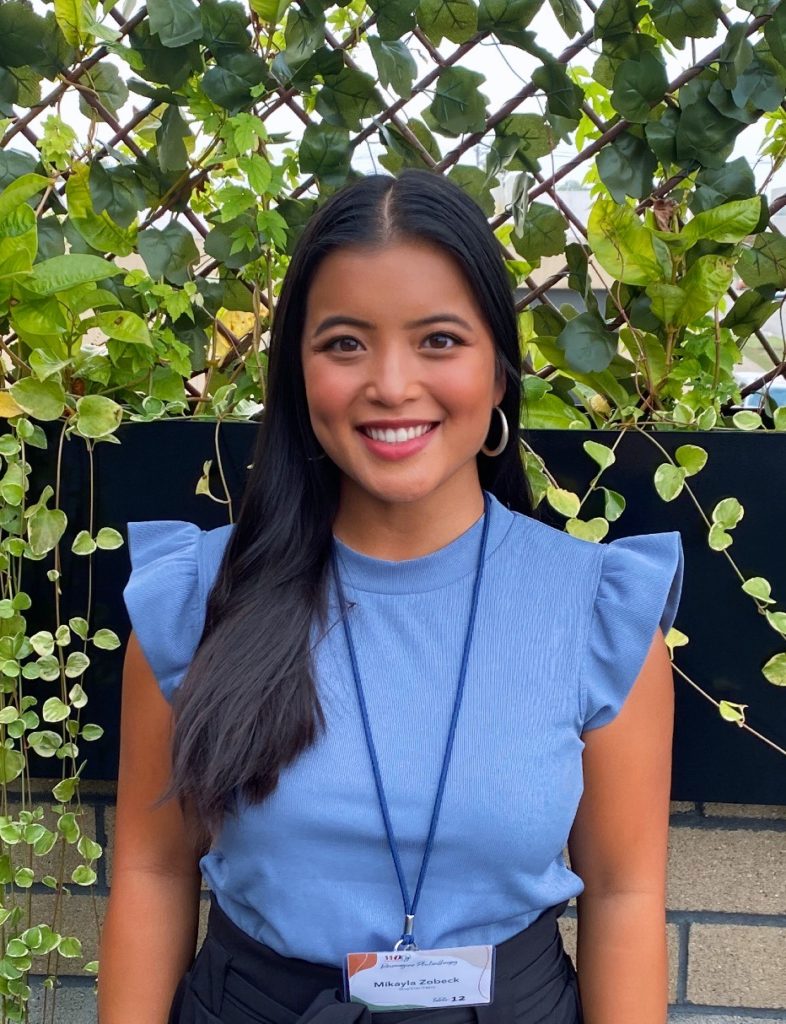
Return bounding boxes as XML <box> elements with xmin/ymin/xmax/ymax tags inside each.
<box><xmin>322</xmin><ymin>336</ymin><xmax>363</xmax><ymax>353</ymax></box>
<box><xmin>423</xmin><ymin>332</ymin><xmax>462</xmax><ymax>350</ymax></box>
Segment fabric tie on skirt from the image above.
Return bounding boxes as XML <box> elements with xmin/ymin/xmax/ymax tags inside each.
<box><xmin>169</xmin><ymin>894</ymin><xmax>583</xmax><ymax>1024</ymax></box>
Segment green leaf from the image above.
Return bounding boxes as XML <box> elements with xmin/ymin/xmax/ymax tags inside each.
<box><xmin>611</xmin><ymin>52</ymin><xmax>667</xmax><ymax>122</ymax></box>
<box><xmin>522</xmin><ymin>393</ymin><xmax>592</xmax><ymax>429</ymax></box>
<box><xmin>42</xmin><ymin>697</ymin><xmax>70</xmax><ymax>722</ymax></box>
<box><xmin>90</xmin><ymin>310</ymin><xmax>151</xmax><ymax>346</ymax></box>
<box><xmin>532</xmin><ymin>63</ymin><xmax>583</xmax><ymax>122</ymax></box>
<box><xmin>66</xmin><ymin>165</ymin><xmax>136</xmax><ymax>257</ymax></box>
<box><xmin>367</xmin><ymin>37</ymin><xmax>416</xmax><ymax>99</ymax></box>
<box><xmin>547</xmin><ymin>0</ymin><xmax>582</xmax><ymax>36</ymax></box>
<box><xmin>24</xmin><ymin>254</ymin><xmax>121</xmax><ymax>296</ymax></box>
<box><xmin>650</xmin><ymin>0</ymin><xmax>720</xmax><ymax>47</ymax></box>
<box><xmin>668</xmin><ymin>197</ymin><xmax>763</xmax><ymax>251</ymax></box>
<box><xmin>298</xmin><ymin>123</ymin><xmax>351</xmax><ymax>185</ymax></box>
<box><xmin>0</xmin><ymin>174</ymin><xmax>52</xmax><ymax>220</ymax></box>
<box><xmin>731</xmin><ymin>53</ymin><xmax>786</xmax><ymax>113</ymax></box>
<box><xmin>156</xmin><ymin>105</ymin><xmax>191</xmax><ymax>174</ymax></box>
<box><xmin>316</xmin><ymin>67</ymin><xmax>384</xmax><ymax>131</ymax></box>
<box><xmin>72</xmin><ymin>532</ymin><xmax>96</xmax><ymax>557</ymax></box>
<box><xmin>27</xmin><ymin>731</ymin><xmax>62</xmax><ymax>756</ymax></box>
<box><xmin>428</xmin><ymin>67</ymin><xmax>488</xmax><ymax>135</ymax></box>
<box><xmin>732</xmin><ymin>409</ymin><xmax>762</xmax><ymax>430</ymax></box>
<box><xmin>675</xmin><ymin>255</ymin><xmax>734</xmax><ymax>326</ymax></box>
<box><xmin>79</xmin><ymin>61</ymin><xmax>129</xmax><ymax>120</ymax></box>
<box><xmin>73</xmin><ymin>395</ymin><xmax>123</xmax><ymax>438</ymax></box>
<box><xmin>546</xmin><ymin>485</ymin><xmax>581</xmax><ymax>518</ymax></box>
<box><xmin>741</xmin><ymin>576</ymin><xmax>775</xmax><ymax>604</ymax></box>
<box><xmin>675</xmin><ymin>444</ymin><xmax>707</xmax><ymax>475</ymax></box>
<box><xmin>96</xmin><ymin>527</ymin><xmax>124</xmax><ymax>550</ymax></box>
<box><xmin>10</xmin><ymin>378</ymin><xmax>65</xmax><ymax>421</ymax></box>
<box><xmin>417</xmin><ymin>0</ymin><xmax>478</xmax><ymax>44</ymax></box>
<box><xmin>250</xmin><ymin>0</ymin><xmax>291</xmax><ymax>20</ymax></box>
<box><xmin>81</xmin><ymin>723</ymin><xmax>104</xmax><ymax>741</ymax></box>
<box><xmin>712</xmin><ymin>496</ymin><xmax>744</xmax><ymax>528</ymax></box>
<box><xmin>675</xmin><ymin>99</ymin><xmax>741</xmax><ymax>170</ymax></box>
<box><xmin>690</xmin><ymin>158</ymin><xmax>756</xmax><ymax>214</ymax></box>
<box><xmin>765</xmin><ymin>609</ymin><xmax>786</xmax><ymax>636</ymax></box>
<box><xmin>737</xmin><ymin>233</ymin><xmax>786</xmax><ymax>288</ymax></box>
<box><xmin>130</xmin><ymin>21</ymin><xmax>201</xmax><ymax>90</ymax></box>
<box><xmin>594</xmin><ymin>0</ymin><xmax>641</xmax><ymax>38</ymax></box>
<box><xmin>54</xmin><ymin>0</ymin><xmax>88</xmax><ymax>46</ymax></box>
<box><xmin>147</xmin><ymin>0</ymin><xmax>203</xmax><ymax>47</ymax></box>
<box><xmin>368</xmin><ymin>0</ymin><xmax>420</xmax><ymax>40</ymax></box>
<box><xmin>764</xmin><ymin>2</ymin><xmax>786</xmax><ymax>67</ymax></box>
<box><xmin>762</xmin><ymin>653</ymin><xmax>786</xmax><ymax>686</ymax></box>
<box><xmin>556</xmin><ymin>313</ymin><xmax>618</xmax><ymax>373</ymax></box>
<box><xmin>774</xmin><ymin>407</ymin><xmax>786</xmax><ymax>431</ymax></box>
<box><xmin>58</xmin><ymin>935</ymin><xmax>84</xmax><ymax>956</ymax></box>
<box><xmin>654</xmin><ymin>463</ymin><xmax>686</xmax><ymax>501</ymax></box>
<box><xmin>708</xmin><ymin>523</ymin><xmax>732</xmax><ymax>550</ymax></box>
<box><xmin>0</xmin><ymin>749</ymin><xmax>24</xmax><ymax>784</ymax></box>
<box><xmin>583</xmin><ymin>440</ymin><xmax>616</xmax><ymax>470</ymax></box>
<box><xmin>587</xmin><ymin>199</ymin><xmax>665</xmax><ymax>286</ymax></box>
<box><xmin>92</xmin><ymin>628</ymin><xmax>121</xmax><ymax>650</ymax></box>
<box><xmin>601</xmin><ymin>487</ymin><xmax>626</xmax><ymax>521</ymax></box>
<box><xmin>565</xmin><ymin>517</ymin><xmax>609</xmax><ymax>541</ymax></box>
<box><xmin>478</xmin><ymin>0</ymin><xmax>543</xmax><ymax>33</ymax></box>
<box><xmin>137</xmin><ymin>224</ymin><xmax>199</xmax><ymax>285</ymax></box>
<box><xmin>511</xmin><ymin>202</ymin><xmax>567</xmax><ymax>261</ymax></box>
<box><xmin>65</xmin><ymin>651</ymin><xmax>90</xmax><ymax>677</ymax></box>
<box><xmin>89</xmin><ymin>163</ymin><xmax>144</xmax><ymax>229</ymax></box>
<box><xmin>596</xmin><ymin>130</ymin><xmax>657</xmax><ymax>203</ymax></box>
<box><xmin>200</xmin><ymin>0</ymin><xmax>251</xmax><ymax>54</ymax></box>
<box><xmin>52</xmin><ymin>777</ymin><xmax>77</xmax><ymax>802</ymax></box>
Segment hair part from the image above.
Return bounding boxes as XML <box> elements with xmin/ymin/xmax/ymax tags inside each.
<box><xmin>159</xmin><ymin>168</ymin><xmax>535</xmax><ymax>846</ymax></box>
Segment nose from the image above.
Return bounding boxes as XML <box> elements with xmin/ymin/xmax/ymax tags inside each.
<box><xmin>364</xmin><ymin>342</ymin><xmax>420</xmax><ymax>406</ymax></box>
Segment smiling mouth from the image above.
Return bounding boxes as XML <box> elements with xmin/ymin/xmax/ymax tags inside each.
<box><xmin>358</xmin><ymin>423</ymin><xmax>439</xmax><ymax>444</ymax></box>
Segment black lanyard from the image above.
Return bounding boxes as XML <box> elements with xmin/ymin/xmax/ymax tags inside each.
<box><xmin>330</xmin><ymin>491</ymin><xmax>491</xmax><ymax>950</ymax></box>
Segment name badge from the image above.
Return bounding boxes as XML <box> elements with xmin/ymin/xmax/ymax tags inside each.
<box><xmin>344</xmin><ymin>944</ymin><xmax>495</xmax><ymax>1011</ymax></box>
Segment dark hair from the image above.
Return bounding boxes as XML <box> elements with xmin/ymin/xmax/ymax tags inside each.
<box><xmin>163</xmin><ymin>168</ymin><xmax>534</xmax><ymax>846</ymax></box>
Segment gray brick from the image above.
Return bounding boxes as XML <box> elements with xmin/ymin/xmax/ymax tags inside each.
<box><xmin>668</xmin><ymin>829</ymin><xmax>785</xmax><ymax>913</ymax></box>
<box><xmin>688</xmin><ymin>923</ymin><xmax>786</xmax><ymax>1008</ymax></box>
<box><xmin>27</xmin><ymin>978</ymin><xmax>96</xmax><ymax>1024</ymax></box>
<box><xmin>670</xmin><ymin>1016</ymin><xmax>786</xmax><ymax>1023</ymax></box>
<box><xmin>703</xmin><ymin>804</ymin><xmax>786</xmax><ymax>821</ymax></box>
<box><xmin>29</xmin><ymin>893</ymin><xmax>107</xmax><ymax>978</ymax></box>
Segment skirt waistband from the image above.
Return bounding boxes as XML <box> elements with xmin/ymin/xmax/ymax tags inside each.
<box><xmin>171</xmin><ymin>894</ymin><xmax>582</xmax><ymax>1024</ymax></box>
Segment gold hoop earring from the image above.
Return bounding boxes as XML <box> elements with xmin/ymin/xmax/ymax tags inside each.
<box><xmin>481</xmin><ymin>405</ymin><xmax>509</xmax><ymax>457</ymax></box>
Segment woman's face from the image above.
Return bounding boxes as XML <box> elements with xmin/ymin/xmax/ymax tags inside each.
<box><xmin>300</xmin><ymin>239</ymin><xmax>506</xmax><ymax>510</ymax></box>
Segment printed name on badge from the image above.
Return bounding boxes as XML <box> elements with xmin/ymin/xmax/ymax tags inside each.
<box><xmin>345</xmin><ymin>944</ymin><xmax>494</xmax><ymax>1011</ymax></box>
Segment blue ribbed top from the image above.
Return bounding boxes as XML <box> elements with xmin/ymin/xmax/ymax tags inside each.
<box><xmin>122</xmin><ymin>492</ymin><xmax>684</xmax><ymax>966</ymax></box>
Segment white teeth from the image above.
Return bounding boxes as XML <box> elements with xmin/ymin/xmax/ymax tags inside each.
<box><xmin>364</xmin><ymin>423</ymin><xmax>434</xmax><ymax>443</ymax></box>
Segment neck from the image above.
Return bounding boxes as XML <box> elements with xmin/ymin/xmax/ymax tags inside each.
<box><xmin>332</xmin><ymin>476</ymin><xmax>487</xmax><ymax>561</ymax></box>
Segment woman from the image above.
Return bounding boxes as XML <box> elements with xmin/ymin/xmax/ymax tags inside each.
<box><xmin>98</xmin><ymin>169</ymin><xmax>684</xmax><ymax>1024</ymax></box>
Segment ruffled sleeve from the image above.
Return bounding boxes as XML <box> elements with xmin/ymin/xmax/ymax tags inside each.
<box><xmin>122</xmin><ymin>521</ymin><xmax>208</xmax><ymax>703</ymax></box>
<box><xmin>580</xmin><ymin>531</ymin><xmax>684</xmax><ymax>732</ymax></box>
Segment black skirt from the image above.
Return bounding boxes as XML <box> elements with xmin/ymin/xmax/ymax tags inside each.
<box><xmin>169</xmin><ymin>894</ymin><xmax>584</xmax><ymax>1024</ymax></box>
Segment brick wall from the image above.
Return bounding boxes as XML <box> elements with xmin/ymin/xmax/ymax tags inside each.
<box><xmin>19</xmin><ymin>790</ymin><xmax>786</xmax><ymax>1023</ymax></box>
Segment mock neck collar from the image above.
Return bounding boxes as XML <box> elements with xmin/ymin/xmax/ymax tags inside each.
<box><xmin>330</xmin><ymin>491</ymin><xmax>515</xmax><ymax>595</ymax></box>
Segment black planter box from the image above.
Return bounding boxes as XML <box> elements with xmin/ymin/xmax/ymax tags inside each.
<box><xmin>20</xmin><ymin>420</ymin><xmax>786</xmax><ymax>804</ymax></box>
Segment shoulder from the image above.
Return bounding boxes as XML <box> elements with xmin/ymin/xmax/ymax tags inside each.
<box><xmin>122</xmin><ymin>520</ymin><xmax>235</xmax><ymax>701</ymax></box>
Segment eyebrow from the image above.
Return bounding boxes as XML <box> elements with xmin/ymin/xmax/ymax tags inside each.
<box><xmin>312</xmin><ymin>313</ymin><xmax>473</xmax><ymax>336</ymax></box>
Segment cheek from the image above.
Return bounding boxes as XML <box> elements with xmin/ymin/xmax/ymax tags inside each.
<box><xmin>302</xmin><ymin>363</ymin><xmax>353</xmax><ymax>429</ymax></box>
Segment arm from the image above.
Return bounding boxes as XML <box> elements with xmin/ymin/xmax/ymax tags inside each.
<box><xmin>97</xmin><ymin>630</ymin><xmax>203</xmax><ymax>1024</ymax></box>
<box><xmin>567</xmin><ymin>626</ymin><xmax>675</xmax><ymax>1024</ymax></box>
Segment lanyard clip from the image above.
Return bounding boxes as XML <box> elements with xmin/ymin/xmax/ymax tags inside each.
<box><xmin>394</xmin><ymin>914</ymin><xmax>418</xmax><ymax>951</ymax></box>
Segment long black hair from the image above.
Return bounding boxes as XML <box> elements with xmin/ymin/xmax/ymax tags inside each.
<box><xmin>164</xmin><ymin>169</ymin><xmax>534</xmax><ymax>846</ymax></box>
